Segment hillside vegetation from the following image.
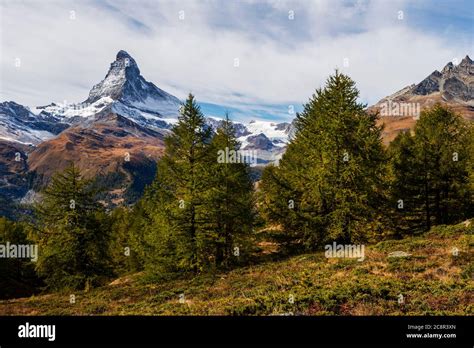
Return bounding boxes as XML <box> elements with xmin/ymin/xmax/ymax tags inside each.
<box><xmin>1</xmin><ymin>222</ymin><xmax>471</xmax><ymax>316</ymax></box>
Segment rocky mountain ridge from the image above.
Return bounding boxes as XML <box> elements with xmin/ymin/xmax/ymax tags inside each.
<box><xmin>371</xmin><ymin>55</ymin><xmax>473</xmax><ymax>143</ymax></box>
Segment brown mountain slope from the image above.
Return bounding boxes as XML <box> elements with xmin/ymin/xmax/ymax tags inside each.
<box><xmin>0</xmin><ymin>140</ymin><xmax>31</xmax><ymax>196</ymax></box>
<box><xmin>27</xmin><ymin>110</ymin><xmax>166</xmax><ymax>203</ymax></box>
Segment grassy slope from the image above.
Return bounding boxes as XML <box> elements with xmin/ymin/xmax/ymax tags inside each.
<box><xmin>0</xmin><ymin>223</ymin><xmax>472</xmax><ymax>316</ymax></box>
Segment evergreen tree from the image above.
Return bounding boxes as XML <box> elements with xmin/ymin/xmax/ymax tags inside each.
<box><xmin>390</xmin><ymin>104</ymin><xmax>473</xmax><ymax>231</ymax></box>
<box><xmin>259</xmin><ymin>72</ymin><xmax>388</xmax><ymax>251</ymax></box>
<box><xmin>33</xmin><ymin>164</ymin><xmax>111</xmax><ymax>290</ymax></box>
<box><xmin>206</xmin><ymin>113</ymin><xmax>254</xmax><ymax>268</ymax></box>
<box><xmin>143</xmin><ymin>94</ymin><xmax>213</xmax><ymax>275</ymax></box>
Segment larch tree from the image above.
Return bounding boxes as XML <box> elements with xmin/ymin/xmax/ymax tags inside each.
<box><xmin>259</xmin><ymin>71</ymin><xmax>388</xmax><ymax>251</ymax></box>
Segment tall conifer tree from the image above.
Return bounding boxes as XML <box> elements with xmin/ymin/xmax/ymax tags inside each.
<box><xmin>260</xmin><ymin>72</ymin><xmax>387</xmax><ymax>250</ymax></box>
<box><xmin>34</xmin><ymin>164</ymin><xmax>110</xmax><ymax>290</ymax></box>
<box><xmin>206</xmin><ymin>114</ymin><xmax>254</xmax><ymax>267</ymax></box>
<box><xmin>143</xmin><ymin>94</ymin><xmax>213</xmax><ymax>274</ymax></box>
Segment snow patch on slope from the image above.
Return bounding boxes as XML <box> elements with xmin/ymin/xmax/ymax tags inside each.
<box><xmin>37</xmin><ymin>97</ymin><xmax>114</xmax><ymax>120</ymax></box>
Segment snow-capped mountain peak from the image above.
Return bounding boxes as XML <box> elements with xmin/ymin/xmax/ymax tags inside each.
<box><xmin>85</xmin><ymin>50</ymin><xmax>139</xmax><ymax>104</ymax></box>
<box><xmin>36</xmin><ymin>50</ymin><xmax>182</xmax><ymax>130</ymax></box>
<box><xmin>85</xmin><ymin>50</ymin><xmax>181</xmax><ymax>116</ymax></box>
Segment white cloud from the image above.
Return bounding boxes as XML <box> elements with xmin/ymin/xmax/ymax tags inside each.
<box><xmin>0</xmin><ymin>0</ymin><xmax>471</xmax><ymax>121</ymax></box>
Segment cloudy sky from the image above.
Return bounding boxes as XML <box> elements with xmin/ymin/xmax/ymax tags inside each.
<box><xmin>0</xmin><ymin>0</ymin><xmax>473</xmax><ymax>121</ymax></box>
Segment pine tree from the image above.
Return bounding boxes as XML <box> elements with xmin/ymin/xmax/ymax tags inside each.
<box><xmin>143</xmin><ymin>94</ymin><xmax>213</xmax><ymax>275</ymax></box>
<box><xmin>205</xmin><ymin>113</ymin><xmax>254</xmax><ymax>268</ymax></box>
<box><xmin>390</xmin><ymin>104</ymin><xmax>473</xmax><ymax>231</ymax></box>
<box><xmin>33</xmin><ymin>164</ymin><xmax>111</xmax><ymax>290</ymax></box>
<box><xmin>259</xmin><ymin>72</ymin><xmax>388</xmax><ymax>251</ymax></box>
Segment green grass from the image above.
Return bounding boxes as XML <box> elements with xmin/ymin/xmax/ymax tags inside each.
<box><xmin>0</xmin><ymin>222</ymin><xmax>472</xmax><ymax>316</ymax></box>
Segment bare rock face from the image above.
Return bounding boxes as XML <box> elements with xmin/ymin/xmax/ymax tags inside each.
<box><xmin>412</xmin><ymin>56</ymin><xmax>473</xmax><ymax>102</ymax></box>
<box><xmin>412</xmin><ymin>71</ymin><xmax>442</xmax><ymax>96</ymax></box>
<box><xmin>244</xmin><ymin>133</ymin><xmax>275</xmax><ymax>151</ymax></box>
